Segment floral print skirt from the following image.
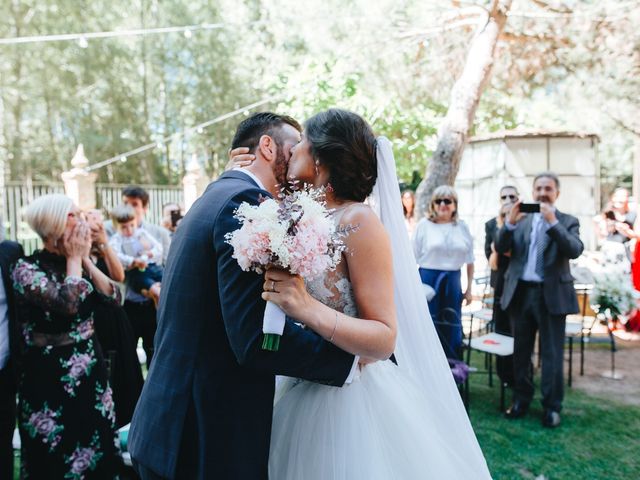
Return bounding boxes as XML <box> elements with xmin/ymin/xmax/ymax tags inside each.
<box><xmin>18</xmin><ymin>336</ymin><xmax>120</xmax><ymax>479</ymax></box>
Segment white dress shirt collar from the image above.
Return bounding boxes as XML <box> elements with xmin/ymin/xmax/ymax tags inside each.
<box><xmin>233</xmin><ymin>167</ymin><xmax>267</xmax><ymax>191</ymax></box>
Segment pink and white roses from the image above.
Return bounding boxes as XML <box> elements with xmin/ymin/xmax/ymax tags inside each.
<box><xmin>226</xmin><ymin>184</ymin><xmax>348</xmax><ymax>350</ymax></box>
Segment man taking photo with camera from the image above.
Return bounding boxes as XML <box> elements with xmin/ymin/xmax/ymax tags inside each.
<box><xmin>496</xmin><ymin>172</ymin><xmax>583</xmax><ymax>428</ymax></box>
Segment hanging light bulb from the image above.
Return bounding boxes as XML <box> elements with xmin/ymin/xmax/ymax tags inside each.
<box><xmin>197</xmin><ymin>127</ymin><xmax>204</xmax><ymax>134</ymax></box>
<box><xmin>184</xmin><ymin>29</ymin><xmax>192</xmax><ymax>39</ymax></box>
<box><xmin>77</xmin><ymin>36</ymin><xmax>88</xmax><ymax>48</ymax></box>
<box><xmin>120</xmin><ymin>156</ymin><xmax>127</xmax><ymax>163</ymax></box>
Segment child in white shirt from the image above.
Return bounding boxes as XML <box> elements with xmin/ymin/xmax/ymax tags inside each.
<box><xmin>109</xmin><ymin>204</ymin><xmax>163</xmax><ymax>305</ymax></box>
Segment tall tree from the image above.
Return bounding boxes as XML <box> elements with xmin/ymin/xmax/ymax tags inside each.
<box><xmin>415</xmin><ymin>0</ymin><xmax>513</xmax><ymax>217</ymax></box>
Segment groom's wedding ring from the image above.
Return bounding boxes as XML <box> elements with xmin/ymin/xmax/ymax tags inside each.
<box><xmin>269</xmin><ymin>280</ymin><xmax>276</xmax><ymax>292</ymax></box>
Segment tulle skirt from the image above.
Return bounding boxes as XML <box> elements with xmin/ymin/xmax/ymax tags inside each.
<box><xmin>269</xmin><ymin>360</ymin><xmax>492</xmax><ymax>479</ymax></box>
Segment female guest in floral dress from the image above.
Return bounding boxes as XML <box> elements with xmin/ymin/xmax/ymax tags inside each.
<box><xmin>11</xmin><ymin>194</ymin><xmax>121</xmax><ymax>479</ymax></box>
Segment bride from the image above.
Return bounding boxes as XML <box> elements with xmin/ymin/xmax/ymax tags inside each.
<box><xmin>237</xmin><ymin>108</ymin><xmax>491</xmax><ymax>479</ymax></box>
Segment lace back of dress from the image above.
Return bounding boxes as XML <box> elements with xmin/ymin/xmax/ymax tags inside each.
<box><xmin>306</xmin><ymin>204</ymin><xmax>358</xmax><ymax>317</ymax></box>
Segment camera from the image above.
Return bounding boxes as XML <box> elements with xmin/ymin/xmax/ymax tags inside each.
<box><xmin>519</xmin><ymin>203</ymin><xmax>540</xmax><ymax>213</ymax></box>
<box><xmin>604</xmin><ymin>210</ymin><xmax>616</xmax><ymax>221</ymax></box>
<box><xmin>170</xmin><ymin>209</ymin><xmax>183</xmax><ymax>228</ymax></box>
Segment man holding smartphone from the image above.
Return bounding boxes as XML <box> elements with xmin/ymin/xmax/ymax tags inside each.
<box><xmin>496</xmin><ymin>172</ymin><xmax>584</xmax><ymax>428</ymax></box>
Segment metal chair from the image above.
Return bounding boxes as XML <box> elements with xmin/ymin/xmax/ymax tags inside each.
<box><xmin>463</xmin><ymin>311</ymin><xmax>514</xmax><ymax>412</ymax></box>
<box><xmin>432</xmin><ymin>308</ymin><xmax>470</xmax><ymax>408</ymax></box>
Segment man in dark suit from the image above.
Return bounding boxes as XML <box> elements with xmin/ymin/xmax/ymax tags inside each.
<box><xmin>0</xmin><ymin>231</ymin><xmax>24</xmax><ymax>479</ymax></box>
<box><xmin>484</xmin><ymin>185</ymin><xmax>519</xmax><ymax>387</ymax></box>
<box><xmin>128</xmin><ymin>113</ymin><xmax>356</xmax><ymax>479</ymax></box>
<box><xmin>496</xmin><ymin>172</ymin><xmax>583</xmax><ymax>428</ymax></box>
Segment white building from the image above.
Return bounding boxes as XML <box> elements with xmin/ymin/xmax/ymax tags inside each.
<box><xmin>455</xmin><ymin>129</ymin><xmax>600</xmax><ymax>259</ymax></box>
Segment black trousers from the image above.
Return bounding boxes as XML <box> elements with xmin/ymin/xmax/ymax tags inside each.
<box><xmin>0</xmin><ymin>363</ymin><xmax>16</xmax><ymax>480</ymax></box>
<box><xmin>493</xmin><ymin>294</ymin><xmax>515</xmax><ymax>386</ymax></box>
<box><xmin>508</xmin><ymin>282</ymin><xmax>566</xmax><ymax>411</ymax></box>
<box><xmin>124</xmin><ymin>300</ymin><xmax>157</xmax><ymax>369</ymax></box>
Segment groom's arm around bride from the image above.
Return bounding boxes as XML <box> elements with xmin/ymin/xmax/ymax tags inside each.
<box><xmin>128</xmin><ymin>113</ymin><xmax>356</xmax><ymax>480</ymax></box>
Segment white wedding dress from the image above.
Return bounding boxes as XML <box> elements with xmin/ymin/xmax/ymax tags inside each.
<box><xmin>269</xmin><ymin>138</ymin><xmax>492</xmax><ymax>479</ymax></box>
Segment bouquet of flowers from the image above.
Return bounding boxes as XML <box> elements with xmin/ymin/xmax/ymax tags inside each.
<box><xmin>225</xmin><ymin>184</ymin><xmax>349</xmax><ymax>351</ymax></box>
<box><xmin>591</xmin><ymin>270</ymin><xmax>638</xmax><ymax>318</ymax></box>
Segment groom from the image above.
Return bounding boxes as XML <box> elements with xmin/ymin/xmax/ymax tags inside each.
<box><xmin>128</xmin><ymin>113</ymin><xmax>357</xmax><ymax>479</ymax></box>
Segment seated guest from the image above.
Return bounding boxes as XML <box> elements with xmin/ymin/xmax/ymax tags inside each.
<box><xmin>87</xmin><ymin>209</ymin><xmax>144</xmax><ymax>427</ymax></box>
<box><xmin>0</xmin><ymin>216</ymin><xmax>23</xmax><ymax>480</ymax></box>
<box><xmin>109</xmin><ymin>205</ymin><xmax>163</xmax><ymax>305</ymax></box>
<box><xmin>11</xmin><ymin>194</ymin><xmax>121</xmax><ymax>478</ymax></box>
<box><xmin>413</xmin><ymin>185</ymin><xmax>474</xmax><ymax>360</ymax></box>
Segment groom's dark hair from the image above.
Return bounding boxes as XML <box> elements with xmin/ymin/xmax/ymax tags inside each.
<box><xmin>231</xmin><ymin>112</ymin><xmax>301</xmax><ymax>153</ymax></box>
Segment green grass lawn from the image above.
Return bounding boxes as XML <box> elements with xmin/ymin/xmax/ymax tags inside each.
<box><xmin>467</xmin><ymin>352</ymin><xmax>640</xmax><ymax>479</ymax></box>
<box><xmin>13</xmin><ymin>352</ymin><xmax>640</xmax><ymax>479</ymax></box>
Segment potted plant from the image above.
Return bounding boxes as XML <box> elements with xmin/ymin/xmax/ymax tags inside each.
<box><xmin>591</xmin><ymin>271</ymin><xmax>638</xmax><ymax>329</ymax></box>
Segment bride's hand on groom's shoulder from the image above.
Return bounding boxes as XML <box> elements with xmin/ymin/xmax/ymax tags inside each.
<box><xmin>225</xmin><ymin>146</ymin><xmax>255</xmax><ymax>171</ymax></box>
<box><xmin>261</xmin><ymin>268</ymin><xmax>315</xmax><ymax>323</ymax></box>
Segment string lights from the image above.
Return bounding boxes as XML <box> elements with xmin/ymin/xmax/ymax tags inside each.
<box><xmin>84</xmin><ymin>96</ymin><xmax>282</xmax><ymax>172</ymax></box>
<box><xmin>0</xmin><ymin>22</ymin><xmax>230</xmax><ymax>46</ymax></box>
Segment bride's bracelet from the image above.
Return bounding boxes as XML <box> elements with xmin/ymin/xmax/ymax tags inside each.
<box><xmin>328</xmin><ymin>311</ymin><xmax>340</xmax><ymax>342</ymax></box>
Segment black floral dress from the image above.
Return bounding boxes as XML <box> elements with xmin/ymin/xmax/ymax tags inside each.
<box><xmin>11</xmin><ymin>250</ymin><xmax>121</xmax><ymax>479</ymax></box>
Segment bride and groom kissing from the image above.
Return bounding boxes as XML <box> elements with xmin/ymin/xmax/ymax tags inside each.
<box><xmin>128</xmin><ymin>109</ymin><xmax>492</xmax><ymax>479</ymax></box>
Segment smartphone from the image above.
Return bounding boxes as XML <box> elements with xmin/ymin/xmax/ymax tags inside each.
<box><xmin>170</xmin><ymin>209</ymin><xmax>183</xmax><ymax>227</ymax></box>
<box><xmin>519</xmin><ymin>203</ymin><xmax>540</xmax><ymax>213</ymax></box>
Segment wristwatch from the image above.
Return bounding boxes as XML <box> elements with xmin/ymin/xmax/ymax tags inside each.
<box><xmin>97</xmin><ymin>243</ymin><xmax>106</xmax><ymax>251</ymax></box>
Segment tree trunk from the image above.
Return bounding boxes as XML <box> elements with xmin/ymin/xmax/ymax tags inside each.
<box><xmin>9</xmin><ymin>0</ymin><xmax>24</xmax><ymax>181</ymax></box>
<box><xmin>43</xmin><ymin>88</ymin><xmax>63</xmax><ymax>174</ymax></box>
<box><xmin>139</xmin><ymin>0</ymin><xmax>154</xmax><ymax>184</ymax></box>
<box><xmin>415</xmin><ymin>0</ymin><xmax>512</xmax><ymax>218</ymax></box>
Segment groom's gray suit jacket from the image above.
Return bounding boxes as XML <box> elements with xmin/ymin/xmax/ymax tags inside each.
<box><xmin>128</xmin><ymin>170</ymin><xmax>355</xmax><ymax>479</ymax></box>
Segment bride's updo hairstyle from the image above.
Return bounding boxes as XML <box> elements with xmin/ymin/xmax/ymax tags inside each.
<box><xmin>305</xmin><ymin>109</ymin><xmax>377</xmax><ymax>202</ymax></box>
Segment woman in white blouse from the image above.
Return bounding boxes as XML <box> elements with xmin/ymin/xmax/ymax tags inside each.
<box><xmin>413</xmin><ymin>185</ymin><xmax>474</xmax><ymax>359</ymax></box>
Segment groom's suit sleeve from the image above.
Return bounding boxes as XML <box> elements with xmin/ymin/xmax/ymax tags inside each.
<box><xmin>215</xmin><ymin>188</ymin><xmax>356</xmax><ymax>386</ymax></box>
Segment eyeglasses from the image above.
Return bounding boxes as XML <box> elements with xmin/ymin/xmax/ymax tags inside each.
<box><xmin>434</xmin><ymin>198</ymin><xmax>453</xmax><ymax>206</ymax></box>
<box><xmin>501</xmin><ymin>194</ymin><xmax>517</xmax><ymax>201</ymax></box>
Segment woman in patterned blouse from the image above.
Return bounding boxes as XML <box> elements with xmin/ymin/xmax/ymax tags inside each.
<box><xmin>11</xmin><ymin>194</ymin><xmax>122</xmax><ymax>479</ymax></box>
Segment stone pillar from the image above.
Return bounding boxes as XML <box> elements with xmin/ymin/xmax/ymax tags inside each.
<box><xmin>61</xmin><ymin>144</ymin><xmax>98</xmax><ymax>209</ymax></box>
<box><xmin>183</xmin><ymin>153</ymin><xmax>210</xmax><ymax>212</ymax></box>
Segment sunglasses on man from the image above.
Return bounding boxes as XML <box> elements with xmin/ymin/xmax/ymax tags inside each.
<box><xmin>434</xmin><ymin>198</ymin><xmax>454</xmax><ymax>205</ymax></box>
<box><xmin>500</xmin><ymin>194</ymin><xmax>518</xmax><ymax>201</ymax></box>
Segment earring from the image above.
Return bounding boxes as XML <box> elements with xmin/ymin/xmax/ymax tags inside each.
<box><xmin>314</xmin><ymin>160</ymin><xmax>320</xmax><ymax>176</ymax></box>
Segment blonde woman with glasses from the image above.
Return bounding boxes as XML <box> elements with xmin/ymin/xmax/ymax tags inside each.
<box><xmin>11</xmin><ymin>194</ymin><xmax>121</xmax><ymax>479</ymax></box>
<box><xmin>413</xmin><ymin>185</ymin><xmax>474</xmax><ymax>360</ymax></box>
